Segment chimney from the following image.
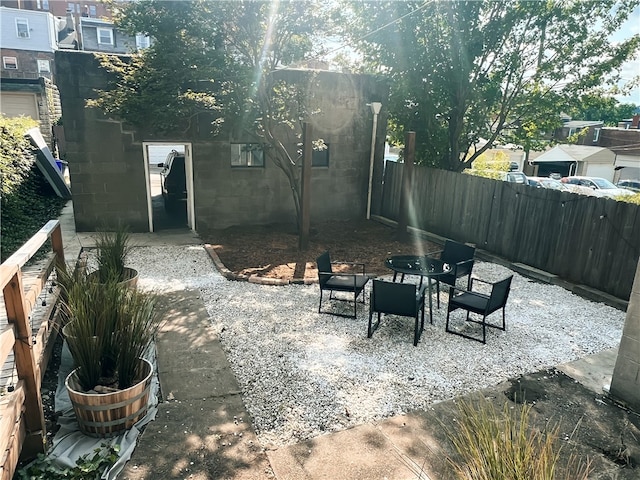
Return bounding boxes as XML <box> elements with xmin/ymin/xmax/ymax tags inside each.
<box><xmin>632</xmin><ymin>114</ymin><xmax>639</xmax><ymax>129</ymax></box>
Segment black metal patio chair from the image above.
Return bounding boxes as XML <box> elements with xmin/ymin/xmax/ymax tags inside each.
<box><xmin>316</xmin><ymin>251</ymin><xmax>369</xmax><ymax>318</ymax></box>
<box><xmin>435</xmin><ymin>240</ymin><xmax>476</xmax><ymax>308</ymax></box>
<box><xmin>368</xmin><ymin>279</ymin><xmax>427</xmax><ymax>346</ymax></box>
<box><xmin>445</xmin><ymin>275</ymin><xmax>513</xmax><ymax>344</ymax></box>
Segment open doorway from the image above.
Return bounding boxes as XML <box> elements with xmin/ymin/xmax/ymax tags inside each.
<box><xmin>143</xmin><ymin>143</ymin><xmax>194</xmax><ymax>232</ymax></box>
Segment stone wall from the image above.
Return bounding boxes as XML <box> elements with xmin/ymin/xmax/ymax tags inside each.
<box><xmin>54</xmin><ymin>50</ymin><xmax>389</xmax><ymax>232</ymax></box>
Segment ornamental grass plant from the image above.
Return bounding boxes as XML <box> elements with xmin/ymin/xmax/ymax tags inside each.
<box><xmin>94</xmin><ymin>226</ymin><xmax>134</xmax><ymax>284</ymax></box>
<box><xmin>446</xmin><ymin>396</ymin><xmax>591</xmax><ymax>480</ymax></box>
<box><xmin>61</xmin><ymin>264</ymin><xmax>160</xmax><ymax>392</ymax></box>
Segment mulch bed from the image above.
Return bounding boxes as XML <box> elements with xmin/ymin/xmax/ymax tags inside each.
<box><xmin>200</xmin><ymin>219</ymin><xmax>441</xmax><ymax>282</ymax></box>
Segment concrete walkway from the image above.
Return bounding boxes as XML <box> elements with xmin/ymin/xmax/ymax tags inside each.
<box><xmin>56</xmin><ymin>202</ymin><xmax>629</xmax><ymax>480</ymax></box>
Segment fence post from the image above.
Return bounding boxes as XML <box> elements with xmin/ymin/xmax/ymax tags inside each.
<box><xmin>3</xmin><ymin>271</ymin><xmax>46</xmax><ymax>458</ymax></box>
<box><xmin>50</xmin><ymin>223</ymin><xmax>65</xmax><ymax>266</ymax></box>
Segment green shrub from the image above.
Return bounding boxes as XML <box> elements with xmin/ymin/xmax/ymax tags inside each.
<box><xmin>617</xmin><ymin>192</ymin><xmax>640</xmax><ymax>205</ymax></box>
<box><xmin>17</xmin><ymin>443</ymin><xmax>119</xmax><ymax>480</ymax></box>
<box><xmin>0</xmin><ymin>115</ymin><xmax>67</xmax><ymax>261</ymax></box>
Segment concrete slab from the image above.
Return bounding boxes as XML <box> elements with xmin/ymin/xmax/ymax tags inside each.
<box><xmin>267</xmin><ymin>423</ymin><xmax>423</xmax><ymax>480</ymax></box>
<box><xmin>121</xmin><ymin>396</ymin><xmax>272</xmax><ymax>480</ymax></box>
<box><xmin>154</xmin><ymin>290</ymin><xmax>242</xmax><ymax>400</ymax></box>
<box><xmin>557</xmin><ymin>347</ymin><xmax>618</xmax><ymax>394</ymax></box>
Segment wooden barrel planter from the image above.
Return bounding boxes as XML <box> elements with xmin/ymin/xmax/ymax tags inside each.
<box><xmin>65</xmin><ymin>357</ymin><xmax>153</xmax><ymax>437</ymax></box>
<box><xmin>88</xmin><ymin>267</ymin><xmax>139</xmax><ymax>289</ymax></box>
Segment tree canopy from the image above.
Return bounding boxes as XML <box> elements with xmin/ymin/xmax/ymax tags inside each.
<box><xmin>566</xmin><ymin>92</ymin><xmax>638</xmax><ymax>125</ymax></box>
<box><xmin>91</xmin><ymin>0</ymin><xmax>327</xmax><ymax>223</ymax></box>
<box><xmin>339</xmin><ymin>0</ymin><xmax>640</xmax><ymax>171</ymax></box>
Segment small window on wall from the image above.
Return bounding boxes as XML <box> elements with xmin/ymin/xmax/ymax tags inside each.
<box><xmin>231</xmin><ymin>143</ymin><xmax>265</xmax><ymax>167</ymax></box>
<box><xmin>136</xmin><ymin>34</ymin><xmax>150</xmax><ymax>50</ymax></box>
<box><xmin>97</xmin><ymin>28</ymin><xmax>114</xmax><ymax>45</ymax></box>
<box><xmin>16</xmin><ymin>18</ymin><xmax>30</xmax><ymax>38</ymax></box>
<box><xmin>593</xmin><ymin>128</ymin><xmax>601</xmax><ymax>143</ymax></box>
<box><xmin>3</xmin><ymin>57</ymin><xmax>18</xmax><ymax>70</ymax></box>
<box><xmin>312</xmin><ymin>144</ymin><xmax>330</xmax><ymax>167</ymax></box>
<box><xmin>37</xmin><ymin>59</ymin><xmax>50</xmax><ymax>73</ymax></box>
<box><xmin>89</xmin><ymin>5</ymin><xmax>97</xmax><ymax>17</ymax></box>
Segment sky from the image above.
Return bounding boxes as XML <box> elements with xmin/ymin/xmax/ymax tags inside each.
<box><xmin>612</xmin><ymin>4</ymin><xmax>640</xmax><ymax>105</ymax></box>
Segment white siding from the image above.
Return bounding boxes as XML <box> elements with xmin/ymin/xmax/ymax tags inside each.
<box><xmin>584</xmin><ymin>164</ymin><xmax>615</xmax><ymax>181</ymax></box>
<box><xmin>0</xmin><ymin>7</ymin><xmax>56</xmax><ymax>52</ymax></box>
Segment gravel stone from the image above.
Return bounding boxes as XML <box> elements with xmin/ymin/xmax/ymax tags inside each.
<box><xmin>125</xmin><ymin>245</ymin><xmax>626</xmax><ymax>448</ymax></box>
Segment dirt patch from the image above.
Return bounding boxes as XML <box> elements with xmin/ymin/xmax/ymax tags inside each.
<box><xmin>200</xmin><ymin>219</ymin><xmax>440</xmax><ymax>282</ymax></box>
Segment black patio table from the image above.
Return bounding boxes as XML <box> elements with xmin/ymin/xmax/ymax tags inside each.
<box><xmin>384</xmin><ymin>255</ymin><xmax>452</xmax><ymax>325</ymax></box>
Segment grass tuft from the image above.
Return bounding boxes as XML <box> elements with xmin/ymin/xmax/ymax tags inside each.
<box><xmin>445</xmin><ymin>395</ymin><xmax>591</xmax><ymax>480</ymax></box>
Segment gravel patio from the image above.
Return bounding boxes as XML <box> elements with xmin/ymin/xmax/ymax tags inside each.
<box><xmin>124</xmin><ymin>244</ymin><xmax>626</xmax><ymax>449</ymax></box>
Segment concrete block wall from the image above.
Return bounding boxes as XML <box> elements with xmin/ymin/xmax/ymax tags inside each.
<box><xmin>55</xmin><ymin>50</ymin><xmax>389</xmax><ymax>232</ymax></box>
<box><xmin>610</xmin><ymin>259</ymin><xmax>640</xmax><ymax>412</ymax></box>
<box><xmin>56</xmin><ymin>51</ymin><xmax>149</xmax><ymax>231</ymax></box>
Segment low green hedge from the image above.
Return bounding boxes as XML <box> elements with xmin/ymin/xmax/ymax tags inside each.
<box><xmin>1</xmin><ymin>115</ymin><xmax>67</xmax><ymax>262</ymax></box>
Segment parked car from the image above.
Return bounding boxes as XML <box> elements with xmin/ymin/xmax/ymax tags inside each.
<box><xmin>527</xmin><ymin>177</ymin><xmax>568</xmax><ymax>191</ymax></box>
<box><xmin>157</xmin><ymin>150</ymin><xmax>186</xmax><ymax>211</ymax></box>
<box><xmin>616</xmin><ymin>179</ymin><xmax>640</xmax><ymax>193</ymax></box>
<box><xmin>505</xmin><ymin>171</ymin><xmax>528</xmax><ymax>184</ymax></box>
<box><xmin>561</xmin><ymin>176</ymin><xmax>636</xmax><ymax>198</ymax></box>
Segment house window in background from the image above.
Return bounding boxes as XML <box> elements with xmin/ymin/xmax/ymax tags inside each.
<box><xmin>231</xmin><ymin>143</ymin><xmax>265</xmax><ymax>167</ymax></box>
<box><xmin>312</xmin><ymin>144</ymin><xmax>330</xmax><ymax>167</ymax></box>
<box><xmin>3</xmin><ymin>57</ymin><xmax>18</xmax><ymax>69</ymax></box>
<box><xmin>136</xmin><ymin>34</ymin><xmax>150</xmax><ymax>50</ymax></box>
<box><xmin>36</xmin><ymin>0</ymin><xmax>50</xmax><ymax>9</ymax></box>
<box><xmin>37</xmin><ymin>60</ymin><xmax>50</xmax><ymax>73</ymax></box>
<box><xmin>67</xmin><ymin>3</ymin><xmax>80</xmax><ymax>13</ymax></box>
<box><xmin>97</xmin><ymin>28</ymin><xmax>114</xmax><ymax>45</ymax></box>
<box><xmin>89</xmin><ymin>5</ymin><xmax>97</xmax><ymax>17</ymax></box>
<box><xmin>593</xmin><ymin>128</ymin><xmax>601</xmax><ymax>143</ymax></box>
<box><xmin>16</xmin><ymin>18</ymin><xmax>29</xmax><ymax>38</ymax></box>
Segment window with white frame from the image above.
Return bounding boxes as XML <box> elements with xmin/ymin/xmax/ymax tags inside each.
<box><xmin>3</xmin><ymin>56</ymin><xmax>18</xmax><ymax>70</ymax></box>
<box><xmin>37</xmin><ymin>59</ymin><xmax>50</xmax><ymax>73</ymax></box>
<box><xmin>135</xmin><ymin>34</ymin><xmax>150</xmax><ymax>50</ymax></box>
<box><xmin>231</xmin><ymin>143</ymin><xmax>265</xmax><ymax>167</ymax></box>
<box><xmin>593</xmin><ymin>128</ymin><xmax>601</xmax><ymax>143</ymax></box>
<box><xmin>89</xmin><ymin>5</ymin><xmax>97</xmax><ymax>17</ymax></box>
<box><xmin>16</xmin><ymin>18</ymin><xmax>30</xmax><ymax>38</ymax></box>
<box><xmin>36</xmin><ymin>0</ymin><xmax>50</xmax><ymax>9</ymax></box>
<box><xmin>97</xmin><ymin>28</ymin><xmax>114</xmax><ymax>45</ymax></box>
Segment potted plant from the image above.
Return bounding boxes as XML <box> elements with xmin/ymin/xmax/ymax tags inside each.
<box><xmin>92</xmin><ymin>226</ymin><xmax>138</xmax><ymax>287</ymax></box>
<box><xmin>62</xmin><ymin>273</ymin><xmax>160</xmax><ymax>437</ymax></box>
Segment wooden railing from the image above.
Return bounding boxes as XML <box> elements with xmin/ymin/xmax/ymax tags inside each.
<box><xmin>0</xmin><ymin>220</ymin><xmax>65</xmax><ymax>480</ymax></box>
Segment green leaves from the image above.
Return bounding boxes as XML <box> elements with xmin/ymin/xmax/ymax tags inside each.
<box><xmin>17</xmin><ymin>443</ymin><xmax>120</xmax><ymax>480</ymax></box>
<box><xmin>343</xmin><ymin>0</ymin><xmax>639</xmax><ymax>171</ymax></box>
<box><xmin>0</xmin><ymin>115</ymin><xmax>67</xmax><ymax>262</ymax></box>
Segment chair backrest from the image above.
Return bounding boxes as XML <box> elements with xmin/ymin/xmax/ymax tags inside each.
<box><xmin>487</xmin><ymin>276</ymin><xmax>513</xmax><ymax>313</ymax></box>
<box><xmin>316</xmin><ymin>251</ymin><xmax>333</xmax><ymax>287</ymax></box>
<box><xmin>441</xmin><ymin>240</ymin><xmax>475</xmax><ymax>265</ymax></box>
<box><xmin>372</xmin><ymin>280</ymin><xmax>418</xmax><ymax>317</ymax></box>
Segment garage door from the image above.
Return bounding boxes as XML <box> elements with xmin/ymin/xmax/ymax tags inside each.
<box><xmin>0</xmin><ymin>92</ymin><xmax>39</xmax><ymax>119</ymax></box>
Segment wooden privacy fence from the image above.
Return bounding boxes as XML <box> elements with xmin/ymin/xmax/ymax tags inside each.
<box><xmin>379</xmin><ymin>162</ymin><xmax>640</xmax><ymax>300</ymax></box>
<box><xmin>0</xmin><ymin>220</ymin><xmax>65</xmax><ymax>480</ymax></box>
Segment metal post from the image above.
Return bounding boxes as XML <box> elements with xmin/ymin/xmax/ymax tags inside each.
<box><xmin>366</xmin><ymin>102</ymin><xmax>382</xmax><ymax>219</ymax></box>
